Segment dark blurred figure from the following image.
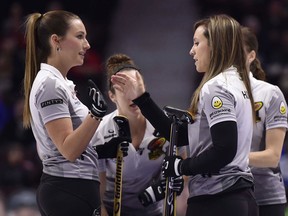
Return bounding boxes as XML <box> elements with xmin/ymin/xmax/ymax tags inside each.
<box><xmin>0</xmin><ymin>190</ymin><xmax>6</xmax><ymax>216</ymax></box>
<box><xmin>0</xmin><ymin>143</ymin><xmax>41</xmax><ymax>197</ymax></box>
<box><xmin>6</xmin><ymin>189</ymin><xmax>40</xmax><ymax>216</ymax></box>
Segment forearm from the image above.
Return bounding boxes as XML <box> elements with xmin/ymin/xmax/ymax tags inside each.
<box><xmin>62</xmin><ymin>115</ymin><xmax>100</xmax><ymax>161</ymax></box>
<box><xmin>99</xmin><ymin>172</ymin><xmax>109</xmax><ymax>216</ymax></box>
<box><xmin>249</xmin><ymin>128</ymin><xmax>286</xmax><ymax>168</ymax></box>
<box><xmin>249</xmin><ymin>150</ymin><xmax>280</xmax><ymax>168</ymax></box>
<box><xmin>133</xmin><ymin>92</ymin><xmax>172</xmax><ymax>140</ymax></box>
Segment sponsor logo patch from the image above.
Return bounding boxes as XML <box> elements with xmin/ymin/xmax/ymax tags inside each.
<box><xmin>280</xmin><ymin>101</ymin><xmax>286</xmax><ymax>115</ymax></box>
<box><xmin>254</xmin><ymin>101</ymin><xmax>263</xmax><ymax>122</ymax></box>
<box><xmin>148</xmin><ymin>137</ymin><xmax>166</xmax><ymax>160</ymax></box>
<box><xmin>211</xmin><ymin>96</ymin><xmax>222</xmax><ymax>109</ymax></box>
<box><xmin>41</xmin><ymin>99</ymin><xmax>63</xmax><ymax>108</ymax></box>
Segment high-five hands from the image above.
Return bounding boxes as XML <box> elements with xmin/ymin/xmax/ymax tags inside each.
<box><xmin>88</xmin><ymin>79</ymin><xmax>107</xmax><ymax>119</ymax></box>
<box><xmin>110</xmin><ymin>71</ymin><xmax>145</xmax><ymax>100</ymax></box>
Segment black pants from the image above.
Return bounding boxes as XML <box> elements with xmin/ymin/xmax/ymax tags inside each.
<box><xmin>186</xmin><ymin>188</ymin><xmax>259</xmax><ymax>216</ymax></box>
<box><xmin>37</xmin><ymin>173</ymin><xmax>101</xmax><ymax>216</ymax></box>
<box><xmin>259</xmin><ymin>203</ymin><xmax>286</xmax><ymax>216</ymax></box>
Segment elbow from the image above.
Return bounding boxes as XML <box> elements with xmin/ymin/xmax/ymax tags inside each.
<box><xmin>270</xmin><ymin>154</ymin><xmax>281</xmax><ymax>168</ymax></box>
<box><xmin>67</xmin><ymin>157</ymin><xmax>78</xmax><ymax>163</ymax></box>
<box><xmin>218</xmin><ymin>153</ymin><xmax>235</xmax><ymax>170</ymax></box>
<box><xmin>63</xmin><ymin>153</ymin><xmax>79</xmax><ymax>162</ymax></box>
<box><xmin>219</xmin><ymin>146</ymin><xmax>237</xmax><ymax>168</ymax></box>
<box><xmin>67</xmin><ymin>157</ymin><xmax>77</xmax><ymax>163</ymax></box>
<box><xmin>267</xmin><ymin>148</ymin><xmax>281</xmax><ymax>168</ymax></box>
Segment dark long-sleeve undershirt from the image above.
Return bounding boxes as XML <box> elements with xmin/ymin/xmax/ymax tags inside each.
<box><xmin>133</xmin><ymin>92</ymin><xmax>188</xmax><ymax>145</ymax></box>
<box><xmin>181</xmin><ymin>121</ymin><xmax>237</xmax><ymax>175</ymax></box>
<box><xmin>133</xmin><ymin>92</ymin><xmax>238</xmax><ymax>176</ymax></box>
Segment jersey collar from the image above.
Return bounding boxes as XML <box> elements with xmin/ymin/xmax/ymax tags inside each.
<box><xmin>40</xmin><ymin>63</ymin><xmax>67</xmax><ymax>82</ymax></box>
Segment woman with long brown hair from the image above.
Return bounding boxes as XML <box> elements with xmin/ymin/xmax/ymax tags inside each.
<box><xmin>111</xmin><ymin>14</ymin><xmax>258</xmax><ymax>216</ymax></box>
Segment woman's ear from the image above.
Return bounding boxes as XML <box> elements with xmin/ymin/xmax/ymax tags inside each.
<box><xmin>248</xmin><ymin>50</ymin><xmax>256</xmax><ymax>64</ymax></box>
<box><xmin>108</xmin><ymin>90</ymin><xmax>116</xmax><ymax>103</ymax></box>
<box><xmin>50</xmin><ymin>34</ymin><xmax>61</xmax><ymax>51</ymax></box>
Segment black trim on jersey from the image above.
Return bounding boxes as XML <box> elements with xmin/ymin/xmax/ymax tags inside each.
<box><xmin>181</xmin><ymin>121</ymin><xmax>237</xmax><ymax>176</ymax></box>
<box><xmin>133</xmin><ymin>92</ymin><xmax>189</xmax><ymax>146</ymax></box>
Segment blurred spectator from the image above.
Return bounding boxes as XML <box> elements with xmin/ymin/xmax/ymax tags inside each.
<box><xmin>0</xmin><ymin>143</ymin><xmax>40</xmax><ymax>197</ymax></box>
<box><xmin>0</xmin><ymin>96</ymin><xmax>34</xmax><ymax>147</ymax></box>
<box><xmin>6</xmin><ymin>189</ymin><xmax>40</xmax><ymax>216</ymax></box>
<box><xmin>0</xmin><ymin>191</ymin><xmax>6</xmax><ymax>216</ymax></box>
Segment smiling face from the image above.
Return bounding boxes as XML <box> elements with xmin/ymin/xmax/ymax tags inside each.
<box><xmin>189</xmin><ymin>25</ymin><xmax>210</xmax><ymax>73</ymax></box>
<box><xmin>57</xmin><ymin>19</ymin><xmax>90</xmax><ymax>69</ymax></box>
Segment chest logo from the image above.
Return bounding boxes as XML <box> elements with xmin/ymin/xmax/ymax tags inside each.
<box><xmin>254</xmin><ymin>101</ymin><xmax>263</xmax><ymax>111</ymax></box>
<box><xmin>211</xmin><ymin>96</ymin><xmax>222</xmax><ymax>109</ymax></box>
<box><xmin>148</xmin><ymin>137</ymin><xmax>166</xmax><ymax>160</ymax></box>
<box><xmin>254</xmin><ymin>101</ymin><xmax>263</xmax><ymax>122</ymax></box>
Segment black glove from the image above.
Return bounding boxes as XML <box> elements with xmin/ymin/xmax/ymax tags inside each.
<box><xmin>162</xmin><ymin>156</ymin><xmax>183</xmax><ymax>178</ymax></box>
<box><xmin>88</xmin><ymin>79</ymin><xmax>107</xmax><ymax>118</ymax></box>
<box><xmin>169</xmin><ymin>176</ymin><xmax>184</xmax><ymax>196</ymax></box>
<box><xmin>138</xmin><ymin>175</ymin><xmax>185</xmax><ymax>207</ymax></box>
<box><xmin>94</xmin><ymin>137</ymin><xmax>129</xmax><ymax>159</ymax></box>
<box><xmin>138</xmin><ymin>179</ymin><xmax>166</xmax><ymax>207</ymax></box>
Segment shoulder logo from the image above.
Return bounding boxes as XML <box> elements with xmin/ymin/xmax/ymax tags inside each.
<box><xmin>41</xmin><ymin>99</ymin><xmax>63</xmax><ymax>108</ymax></box>
<box><xmin>280</xmin><ymin>101</ymin><xmax>286</xmax><ymax>115</ymax></box>
<box><xmin>211</xmin><ymin>96</ymin><xmax>222</xmax><ymax>109</ymax></box>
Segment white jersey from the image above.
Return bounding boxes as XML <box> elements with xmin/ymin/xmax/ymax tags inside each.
<box><xmin>250</xmin><ymin>73</ymin><xmax>287</xmax><ymax>205</ymax></box>
<box><xmin>187</xmin><ymin>66</ymin><xmax>254</xmax><ymax>197</ymax></box>
<box><xmin>92</xmin><ymin>110</ymin><xmax>170</xmax><ymax>216</ymax></box>
<box><xmin>29</xmin><ymin>63</ymin><xmax>99</xmax><ymax>181</ymax></box>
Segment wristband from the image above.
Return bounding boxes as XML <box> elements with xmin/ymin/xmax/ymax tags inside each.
<box><xmin>88</xmin><ymin>111</ymin><xmax>102</xmax><ymax>121</ymax></box>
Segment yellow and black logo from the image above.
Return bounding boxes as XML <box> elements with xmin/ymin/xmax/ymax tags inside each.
<box><xmin>211</xmin><ymin>96</ymin><xmax>223</xmax><ymax>109</ymax></box>
<box><xmin>254</xmin><ymin>101</ymin><xmax>263</xmax><ymax>122</ymax></box>
<box><xmin>280</xmin><ymin>101</ymin><xmax>286</xmax><ymax>115</ymax></box>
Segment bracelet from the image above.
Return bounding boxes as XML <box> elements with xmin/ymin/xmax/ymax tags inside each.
<box><xmin>88</xmin><ymin>111</ymin><xmax>102</xmax><ymax>121</ymax></box>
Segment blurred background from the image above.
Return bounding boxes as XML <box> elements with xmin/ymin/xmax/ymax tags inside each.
<box><xmin>0</xmin><ymin>0</ymin><xmax>287</xmax><ymax>215</ymax></box>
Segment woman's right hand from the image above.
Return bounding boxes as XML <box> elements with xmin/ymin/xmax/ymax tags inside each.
<box><xmin>111</xmin><ymin>70</ymin><xmax>145</xmax><ymax>100</ymax></box>
<box><xmin>87</xmin><ymin>79</ymin><xmax>107</xmax><ymax>118</ymax></box>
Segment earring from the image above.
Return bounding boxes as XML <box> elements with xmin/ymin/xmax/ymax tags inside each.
<box><xmin>56</xmin><ymin>47</ymin><xmax>60</xmax><ymax>51</ymax></box>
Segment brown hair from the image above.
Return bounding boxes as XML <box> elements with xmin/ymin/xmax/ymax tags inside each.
<box><xmin>23</xmin><ymin>10</ymin><xmax>80</xmax><ymax>128</ymax></box>
<box><xmin>189</xmin><ymin>14</ymin><xmax>255</xmax><ymax>121</ymax></box>
<box><xmin>241</xmin><ymin>26</ymin><xmax>266</xmax><ymax>81</ymax></box>
<box><xmin>105</xmin><ymin>53</ymin><xmax>140</xmax><ymax>94</ymax></box>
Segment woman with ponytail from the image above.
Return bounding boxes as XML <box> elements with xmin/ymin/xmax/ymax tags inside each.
<box><xmin>242</xmin><ymin>26</ymin><xmax>287</xmax><ymax>216</ymax></box>
<box><xmin>22</xmin><ymin>10</ymin><xmax>108</xmax><ymax>216</ymax></box>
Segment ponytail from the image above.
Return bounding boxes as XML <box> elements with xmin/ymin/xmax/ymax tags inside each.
<box><xmin>23</xmin><ymin>13</ymin><xmax>42</xmax><ymax>128</ymax></box>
